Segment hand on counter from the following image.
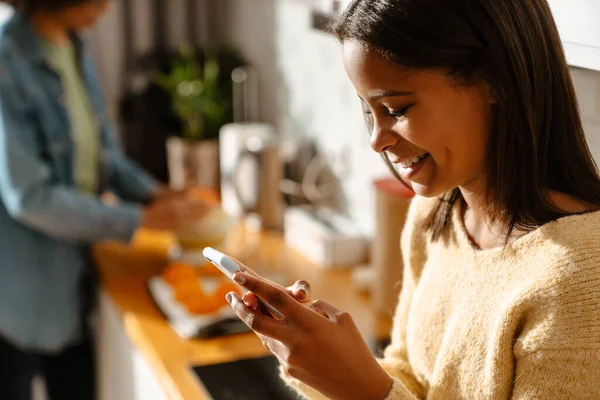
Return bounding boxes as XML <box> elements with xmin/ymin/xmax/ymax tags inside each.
<box><xmin>151</xmin><ymin>185</ymin><xmax>220</xmax><ymax>205</ymax></box>
<box><xmin>141</xmin><ymin>196</ymin><xmax>211</xmax><ymax>231</ymax></box>
<box><xmin>151</xmin><ymin>185</ymin><xmax>191</xmax><ymax>202</ymax></box>
<box><xmin>225</xmin><ymin>265</ymin><xmax>393</xmax><ymax>400</ymax></box>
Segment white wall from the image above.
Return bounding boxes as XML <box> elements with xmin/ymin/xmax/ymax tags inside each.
<box><xmin>547</xmin><ymin>0</ymin><xmax>600</xmax><ymax>71</ymax></box>
<box><xmin>571</xmin><ymin>68</ymin><xmax>600</xmax><ymax>162</ymax></box>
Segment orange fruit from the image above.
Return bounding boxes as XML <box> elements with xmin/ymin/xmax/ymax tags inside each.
<box><xmin>162</xmin><ymin>262</ymin><xmax>197</xmax><ymax>286</ymax></box>
<box><xmin>213</xmin><ymin>281</ymin><xmax>241</xmax><ymax>307</ymax></box>
<box><xmin>188</xmin><ymin>188</ymin><xmax>220</xmax><ymax>206</ymax></box>
<box><xmin>186</xmin><ymin>295</ymin><xmax>222</xmax><ymax>315</ymax></box>
<box><xmin>173</xmin><ymin>281</ymin><xmax>205</xmax><ymax>304</ymax></box>
<box><xmin>199</xmin><ymin>263</ymin><xmax>222</xmax><ymax>277</ymax></box>
<box><xmin>173</xmin><ymin>280</ymin><xmax>221</xmax><ymax>315</ymax></box>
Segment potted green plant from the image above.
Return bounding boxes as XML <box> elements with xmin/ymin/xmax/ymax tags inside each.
<box><xmin>156</xmin><ymin>45</ymin><xmax>231</xmax><ymax>190</ymax></box>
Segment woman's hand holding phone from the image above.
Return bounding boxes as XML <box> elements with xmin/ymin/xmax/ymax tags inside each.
<box><xmin>239</xmin><ymin>271</ymin><xmax>311</xmax><ymax>313</ymax></box>
<box><xmin>225</xmin><ymin>260</ymin><xmax>393</xmax><ymax>400</ymax></box>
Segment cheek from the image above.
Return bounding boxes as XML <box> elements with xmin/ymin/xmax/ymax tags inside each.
<box><xmin>440</xmin><ymin>104</ymin><xmax>491</xmax><ymax>180</ymax></box>
<box><xmin>401</xmin><ymin>109</ymin><xmax>452</xmax><ymax>163</ymax></box>
<box><xmin>447</xmin><ymin>129</ymin><xmax>487</xmax><ymax>173</ymax></box>
<box><xmin>407</xmin><ymin>98</ymin><xmax>490</xmax><ymax>191</ymax></box>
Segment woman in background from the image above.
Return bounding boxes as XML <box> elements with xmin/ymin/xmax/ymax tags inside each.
<box><xmin>0</xmin><ymin>1</ymin><xmax>207</xmax><ymax>399</ymax></box>
<box><xmin>227</xmin><ymin>1</ymin><xmax>600</xmax><ymax>399</ymax></box>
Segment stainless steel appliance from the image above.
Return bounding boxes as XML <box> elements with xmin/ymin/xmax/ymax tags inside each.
<box><xmin>220</xmin><ymin>123</ymin><xmax>283</xmax><ymax>231</ymax></box>
<box><xmin>233</xmin><ymin>135</ymin><xmax>284</xmax><ymax>230</ymax></box>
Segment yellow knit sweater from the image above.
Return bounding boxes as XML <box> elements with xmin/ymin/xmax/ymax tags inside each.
<box><xmin>282</xmin><ymin>195</ymin><xmax>600</xmax><ymax>399</ymax></box>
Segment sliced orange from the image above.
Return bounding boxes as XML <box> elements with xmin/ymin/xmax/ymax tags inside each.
<box><xmin>198</xmin><ymin>263</ymin><xmax>222</xmax><ymax>277</ymax></box>
<box><xmin>162</xmin><ymin>262</ymin><xmax>197</xmax><ymax>286</ymax></box>
<box><xmin>186</xmin><ymin>295</ymin><xmax>222</xmax><ymax>315</ymax></box>
<box><xmin>173</xmin><ymin>281</ymin><xmax>205</xmax><ymax>304</ymax></box>
<box><xmin>213</xmin><ymin>281</ymin><xmax>241</xmax><ymax>307</ymax></box>
<box><xmin>173</xmin><ymin>280</ymin><xmax>221</xmax><ymax>315</ymax></box>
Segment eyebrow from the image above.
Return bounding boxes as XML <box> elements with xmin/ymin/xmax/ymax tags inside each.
<box><xmin>359</xmin><ymin>90</ymin><xmax>415</xmax><ymax>102</ymax></box>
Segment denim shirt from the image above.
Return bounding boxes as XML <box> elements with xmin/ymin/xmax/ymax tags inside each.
<box><xmin>0</xmin><ymin>13</ymin><xmax>158</xmax><ymax>352</ymax></box>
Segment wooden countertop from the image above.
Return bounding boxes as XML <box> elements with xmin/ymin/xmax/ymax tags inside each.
<box><xmin>94</xmin><ymin>226</ymin><xmax>392</xmax><ymax>400</ymax></box>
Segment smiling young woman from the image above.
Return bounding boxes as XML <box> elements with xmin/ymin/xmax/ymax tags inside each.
<box><xmin>225</xmin><ymin>1</ymin><xmax>600</xmax><ymax>399</ymax></box>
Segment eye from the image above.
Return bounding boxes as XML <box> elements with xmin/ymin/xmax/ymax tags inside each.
<box><xmin>363</xmin><ymin>105</ymin><xmax>412</xmax><ymax>118</ymax></box>
<box><xmin>387</xmin><ymin>105</ymin><xmax>411</xmax><ymax>118</ymax></box>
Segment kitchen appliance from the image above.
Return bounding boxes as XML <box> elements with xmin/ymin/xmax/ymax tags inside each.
<box><xmin>220</xmin><ymin>124</ymin><xmax>284</xmax><ymax>231</ymax></box>
<box><xmin>220</xmin><ymin>63</ymin><xmax>284</xmax><ymax>230</ymax></box>
<box><xmin>234</xmin><ymin>135</ymin><xmax>284</xmax><ymax>230</ymax></box>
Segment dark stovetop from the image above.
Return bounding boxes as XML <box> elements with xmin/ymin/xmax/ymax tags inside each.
<box><xmin>192</xmin><ymin>338</ymin><xmax>391</xmax><ymax>400</ymax></box>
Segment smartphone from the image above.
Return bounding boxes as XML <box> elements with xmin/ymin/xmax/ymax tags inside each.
<box><xmin>202</xmin><ymin>247</ymin><xmax>285</xmax><ymax>320</ymax></box>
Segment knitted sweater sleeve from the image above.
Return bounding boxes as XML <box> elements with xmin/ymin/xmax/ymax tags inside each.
<box><xmin>510</xmin><ymin>232</ymin><xmax>600</xmax><ymax>400</ymax></box>
<box><xmin>510</xmin><ymin>349</ymin><xmax>600</xmax><ymax>399</ymax></box>
<box><xmin>280</xmin><ymin>196</ymin><xmax>435</xmax><ymax>400</ymax></box>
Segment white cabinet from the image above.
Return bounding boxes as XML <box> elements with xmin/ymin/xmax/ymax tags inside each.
<box><xmin>97</xmin><ymin>291</ymin><xmax>169</xmax><ymax>400</ymax></box>
<box><xmin>548</xmin><ymin>0</ymin><xmax>600</xmax><ymax>71</ymax></box>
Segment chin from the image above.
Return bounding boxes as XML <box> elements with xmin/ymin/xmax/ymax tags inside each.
<box><xmin>410</xmin><ymin>183</ymin><xmax>436</xmax><ymax>198</ymax></box>
<box><xmin>410</xmin><ymin>181</ymin><xmax>451</xmax><ymax>198</ymax></box>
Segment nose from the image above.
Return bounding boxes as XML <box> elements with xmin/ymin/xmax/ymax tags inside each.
<box><xmin>370</xmin><ymin>123</ymin><xmax>399</xmax><ymax>154</ymax></box>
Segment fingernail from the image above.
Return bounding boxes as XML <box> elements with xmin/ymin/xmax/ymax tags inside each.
<box><xmin>233</xmin><ymin>274</ymin><xmax>246</xmax><ymax>285</ymax></box>
<box><xmin>226</xmin><ymin>293</ymin><xmax>233</xmax><ymax>304</ymax></box>
<box><xmin>297</xmin><ymin>288</ymin><xmax>307</xmax><ymax>298</ymax></box>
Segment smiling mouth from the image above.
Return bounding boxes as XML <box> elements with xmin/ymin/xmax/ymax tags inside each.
<box><xmin>396</xmin><ymin>153</ymin><xmax>429</xmax><ymax>168</ymax></box>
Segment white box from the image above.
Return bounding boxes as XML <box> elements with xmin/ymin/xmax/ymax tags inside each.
<box><xmin>284</xmin><ymin>206</ymin><xmax>368</xmax><ymax>268</ymax></box>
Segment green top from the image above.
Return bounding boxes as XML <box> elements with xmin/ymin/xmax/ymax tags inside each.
<box><xmin>43</xmin><ymin>41</ymin><xmax>99</xmax><ymax>194</ymax></box>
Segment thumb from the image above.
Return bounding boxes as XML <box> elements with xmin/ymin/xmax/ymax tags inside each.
<box><xmin>286</xmin><ymin>280</ymin><xmax>311</xmax><ymax>303</ymax></box>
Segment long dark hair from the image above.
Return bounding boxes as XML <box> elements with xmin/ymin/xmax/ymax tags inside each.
<box><xmin>333</xmin><ymin>0</ymin><xmax>600</xmax><ymax>240</ymax></box>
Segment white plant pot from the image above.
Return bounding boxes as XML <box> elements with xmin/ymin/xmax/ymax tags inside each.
<box><xmin>166</xmin><ymin>137</ymin><xmax>220</xmax><ymax>190</ymax></box>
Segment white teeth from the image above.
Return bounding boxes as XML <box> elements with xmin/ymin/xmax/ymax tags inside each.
<box><xmin>400</xmin><ymin>153</ymin><xmax>427</xmax><ymax>168</ymax></box>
